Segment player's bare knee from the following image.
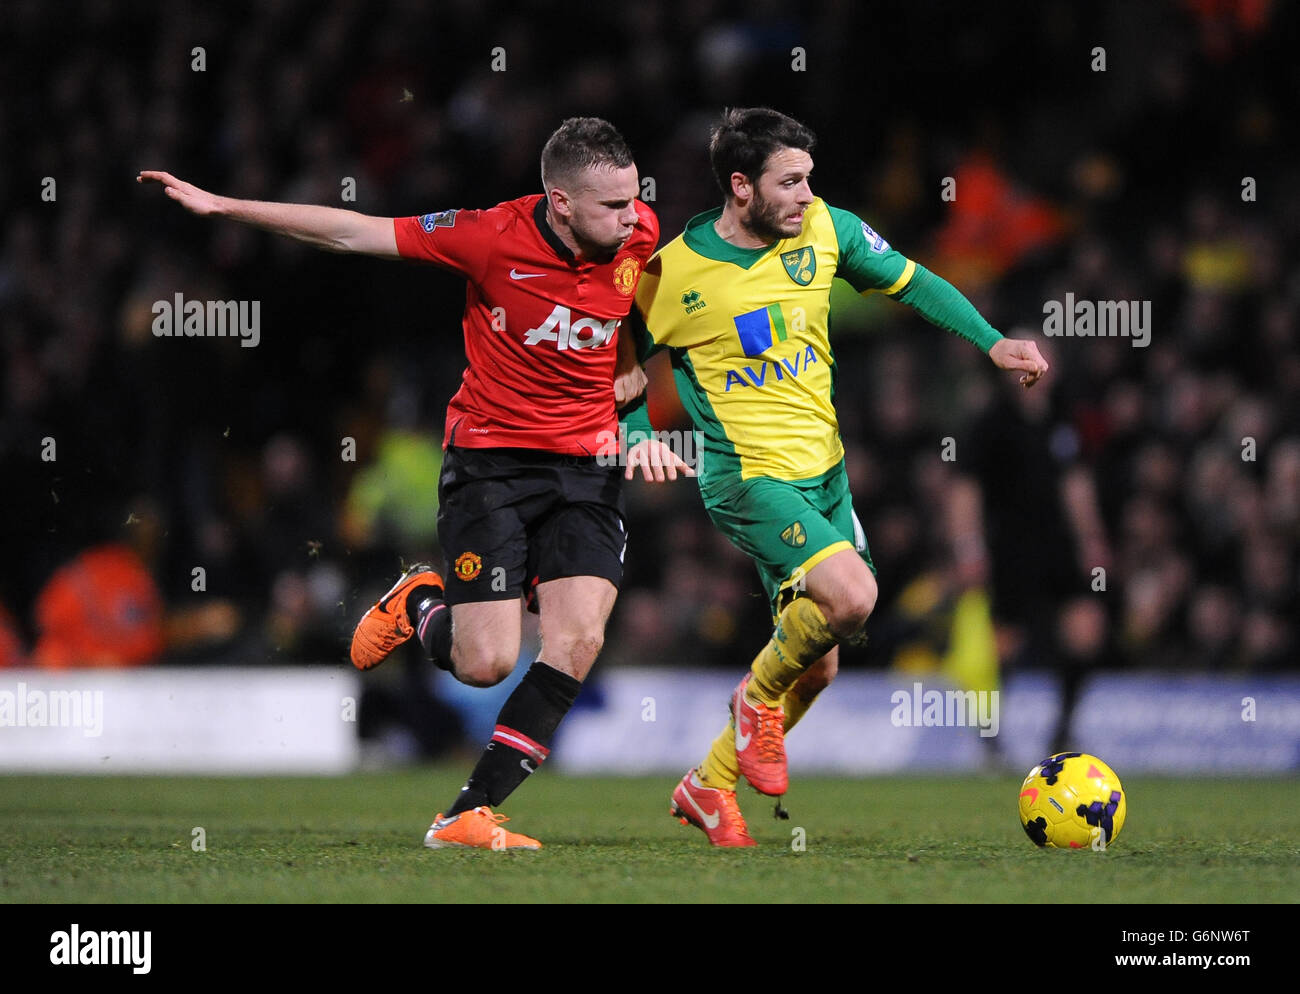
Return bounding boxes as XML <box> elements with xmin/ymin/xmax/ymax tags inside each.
<box><xmin>819</xmin><ymin>599</ymin><xmax>868</xmax><ymax>638</ymax></box>
<box><xmin>452</xmin><ymin>648</ymin><xmax>516</xmax><ymax>688</ymax></box>
<box><xmin>822</xmin><ymin>586</ymin><xmax>875</xmax><ymax>640</ymax></box>
<box><xmin>456</xmin><ymin>661</ymin><xmax>514</xmax><ymax>688</ymax></box>
<box><xmin>848</xmin><ymin>572</ymin><xmax>879</xmax><ymax>628</ymax></box>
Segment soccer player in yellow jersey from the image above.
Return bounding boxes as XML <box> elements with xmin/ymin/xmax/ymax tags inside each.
<box><xmin>618</xmin><ymin>107</ymin><xmax>1049</xmax><ymax>846</ymax></box>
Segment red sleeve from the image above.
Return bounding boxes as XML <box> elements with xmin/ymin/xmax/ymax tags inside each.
<box><xmin>393</xmin><ymin>208</ymin><xmax>498</xmax><ymax>283</ymax></box>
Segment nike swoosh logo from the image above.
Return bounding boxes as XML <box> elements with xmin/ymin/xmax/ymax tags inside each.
<box><xmin>520</xmin><ymin>759</ymin><xmax>536</xmax><ymax>773</ymax></box>
<box><xmin>735</xmin><ymin>723</ymin><xmax>752</xmax><ymax>751</ymax></box>
<box><xmin>681</xmin><ymin>789</ymin><xmax>721</xmax><ymax>829</ymax></box>
<box><xmin>509</xmin><ymin>269</ymin><xmax>546</xmax><ymax>280</ymax></box>
<box><xmin>734</xmin><ymin>682</ymin><xmax>753</xmax><ymax>751</ymax></box>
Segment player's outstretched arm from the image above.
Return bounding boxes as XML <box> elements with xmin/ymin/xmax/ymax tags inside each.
<box><xmin>883</xmin><ymin>260</ymin><xmax>1050</xmax><ymax>387</ymax></box>
<box><xmin>989</xmin><ymin>337</ymin><xmax>1050</xmax><ymax>388</ymax></box>
<box><xmin>136</xmin><ymin>170</ymin><xmax>399</xmax><ymax>258</ymax></box>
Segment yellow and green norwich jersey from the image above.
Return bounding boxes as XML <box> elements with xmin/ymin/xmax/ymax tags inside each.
<box><xmin>632</xmin><ymin>198</ymin><xmax>917</xmax><ymax>486</ymax></box>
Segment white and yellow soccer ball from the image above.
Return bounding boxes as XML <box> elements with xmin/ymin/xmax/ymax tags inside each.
<box><xmin>1018</xmin><ymin>752</ymin><xmax>1126</xmax><ymax>850</ymax></box>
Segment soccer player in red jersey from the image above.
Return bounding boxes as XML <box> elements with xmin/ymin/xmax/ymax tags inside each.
<box><xmin>139</xmin><ymin>117</ymin><xmax>689</xmax><ymax>849</ymax></box>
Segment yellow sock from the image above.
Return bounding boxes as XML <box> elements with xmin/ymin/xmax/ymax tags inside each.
<box><xmin>748</xmin><ymin>599</ymin><xmax>837</xmax><ymax>706</ymax></box>
<box><xmin>697</xmin><ymin>721</ymin><xmax>740</xmax><ymax>791</ymax></box>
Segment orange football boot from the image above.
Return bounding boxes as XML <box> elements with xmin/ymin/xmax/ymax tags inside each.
<box><xmin>670</xmin><ymin>769</ymin><xmax>756</xmax><ymax>847</ymax></box>
<box><xmin>423</xmin><ymin>807</ymin><xmax>542</xmax><ymax>850</ymax></box>
<box><xmin>350</xmin><ymin>564</ymin><xmax>443</xmax><ymax>670</ymax></box>
<box><xmin>731</xmin><ymin>673</ymin><xmax>788</xmax><ymax>795</ymax></box>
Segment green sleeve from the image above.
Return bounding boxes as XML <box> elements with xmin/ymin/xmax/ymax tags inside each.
<box><xmin>827</xmin><ymin>203</ymin><xmax>1002</xmax><ymax>353</ymax></box>
<box><xmin>617</xmin><ymin>305</ymin><xmax>658</xmax><ymax>447</ymax></box>
<box><xmin>625</xmin><ymin>303</ymin><xmax>664</xmax><ymax>363</ymax></box>
<box><xmin>827</xmin><ymin>204</ymin><xmax>912</xmax><ymax>291</ymax></box>
<box><xmin>892</xmin><ymin>264</ymin><xmax>1003</xmax><ymax>353</ymax></box>
<box><xmin>618</xmin><ymin>394</ymin><xmax>654</xmax><ymax>448</ymax></box>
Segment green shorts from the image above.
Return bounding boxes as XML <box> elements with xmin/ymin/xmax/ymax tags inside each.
<box><xmin>702</xmin><ymin>460</ymin><xmax>875</xmax><ymax>621</ymax></box>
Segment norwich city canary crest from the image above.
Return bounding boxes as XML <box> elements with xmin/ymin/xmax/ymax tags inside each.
<box><xmin>780</xmin><ymin>521</ymin><xmax>807</xmax><ymax>548</ymax></box>
<box><xmin>780</xmin><ymin>247</ymin><xmax>815</xmax><ymax>286</ymax></box>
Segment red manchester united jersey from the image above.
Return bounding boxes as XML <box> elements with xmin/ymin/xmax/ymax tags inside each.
<box><xmin>394</xmin><ymin>195</ymin><xmax>658</xmax><ymax>454</ymax></box>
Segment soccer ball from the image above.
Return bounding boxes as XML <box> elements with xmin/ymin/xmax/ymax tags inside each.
<box><xmin>1018</xmin><ymin>752</ymin><xmax>1126</xmax><ymax>850</ymax></box>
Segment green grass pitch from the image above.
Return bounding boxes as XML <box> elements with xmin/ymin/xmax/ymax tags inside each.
<box><xmin>2</xmin><ymin>771</ymin><xmax>1297</xmax><ymax>903</ymax></box>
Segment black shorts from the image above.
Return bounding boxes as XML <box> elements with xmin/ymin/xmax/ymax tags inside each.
<box><xmin>436</xmin><ymin>446</ymin><xmax>627</xmax><ymax>611</ymax></box>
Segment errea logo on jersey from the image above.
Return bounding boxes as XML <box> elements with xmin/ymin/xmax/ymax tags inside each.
<box><xmin>524</xmin><ymin>304</ymin><xmax>618</xmax><ymax>350</ymax></box>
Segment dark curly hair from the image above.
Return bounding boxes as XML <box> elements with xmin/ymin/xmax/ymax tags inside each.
<box><xmin>709</xmin><ymin>107</ymin><xmax>816</xmax><ymax>199</ymax></box>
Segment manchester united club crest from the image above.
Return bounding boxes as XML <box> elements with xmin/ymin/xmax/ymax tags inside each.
<box><xmin>613</xmin><ymin>257</ymin><xmax>641</xmax><ymax>296</ymax></box>
<box><xmin>454</xmin><ymin>551</ymin><xmax>482</xmax><ymax>581</ymax></box>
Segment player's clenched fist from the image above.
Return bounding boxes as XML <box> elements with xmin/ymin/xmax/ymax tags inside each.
<box><xmin>989</xmin><ymin>337</ymin><xmax>1050</xmax><ymax>387</ymax></box>
<box><xmin>613</xmin><ymin>363</ymin><xmax>648</xmax><ymax>409</ymax></box>
<box><xmin>137</xmin><ymin>170</ymin><xmax>224</xmax><ymax>216</ymax></box>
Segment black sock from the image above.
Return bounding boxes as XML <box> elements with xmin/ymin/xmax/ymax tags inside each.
<box><xmin>411</xmin><ymin>590</ymin><xmax>452</xmax><ymax>670</ymax></box>
<box><xmin>444</xmin><ymin>661</ymin><xmax>583</xmax><ymax>818</ymax></box>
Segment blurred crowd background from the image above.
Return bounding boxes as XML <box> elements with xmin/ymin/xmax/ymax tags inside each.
<box><xmin>1</xmin><ymin>0</ymin><xmax>1296</xmax><ymax>751</ymax></box>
